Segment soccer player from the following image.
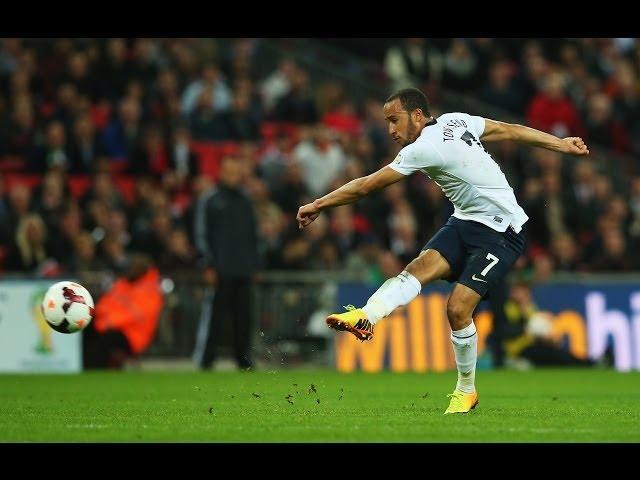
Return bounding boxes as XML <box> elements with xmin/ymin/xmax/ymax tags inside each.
<box><xmin>296</xmin><ymin>88</ymin><xmax>589</xmax><ymax>414</ymax></box>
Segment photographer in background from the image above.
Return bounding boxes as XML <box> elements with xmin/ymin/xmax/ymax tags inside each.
<box><xmin>503</xmin><ymin>280</ymin><xmax>595</xmax><ymax>368</ymax></box>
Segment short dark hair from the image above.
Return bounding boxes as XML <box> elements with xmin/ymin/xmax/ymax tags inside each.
<box><xmin>386</xmin><ymin>87</ymin><xmax>430</xmax><ymax>116</ymax></box>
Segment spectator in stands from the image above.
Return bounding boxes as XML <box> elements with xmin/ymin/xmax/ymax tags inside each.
<box><xmin>50</xmin><ymin>82</ymin><xmax>80</xmax><ymax>133</ymax></box>
<box><xmin>81</xmin><ymin>171</ymin><xmax>126</xmax><ymax>211</ymax></box>
<box><xmin>322</xmin><ymin>99</ymin><xmax>362</xmax><ymax>137</ymax></box>
<box><xmin>30</xmin><ymin>121</ymin><xmax>72</xmax><ymax>172</ymax></box>
<box><xmin>5</xmin><ymin>184</ymin><xmax>32</xmax><ymax>237</ymax></box>
<box><xmin>584</xmin><ymin>93</ymin><xmax>630</xmax><ymax>153</ymax></box>
<box><xmin>131</xmin><ymin>210</ymin><xmax>172</xmax><ymax>262</ymax></box>
<box><xmin>106</xmin><ymin>210</ymin><xmax>132</xmax><ymax>252</ymax></box>
<box><xmin>47</xmin><ymin>201</ymin><xmax>82</xmax><ymax>269</ymax></box>
<box><xmin>99</xmin><ymin>232</ymin><xmax>129</xmax><ymax>273</ymax></box>
<box><xmin>377</xmin><ymin>250</ymin><xmax>403</xmax><ymax>279</ymax></box>
<box><xmin>0</xmin><ymin>174</ymin><xmax>10</xmax><ymax>246</ymax></box>
<box><xmin>188</xmin><ymin>88</ymin><xmax>230</xmax><ymax>141</ymax></box>
<box><xmin>63</xmin><ymin>51</ymin><xmax>95</xmax><ymax>99</ymax></box>
<box><xmin>361</xmin><ymin>98</ymin><xmax>392</xmax><ymax>166</ymax></box>
<box><xmin>279</xmin><ymin>229</ymin><xmax>313</xmax><ymax>270</ymax></box>
<box><xmin>0</xmin><ymin>38</ymin><xmax>22</xmax><ymax>76</ymax></box>
<box><xmin>271</xmin><ymin>160</ymin><xmax>309</xmax><ymax>217</ymax></box>
<box><xmin>406</xmin><ymin>177</ymin><xmax>449</xmax><ymax>240</ymax></box>
<box><xmin>167</xmin><ymin>125</ymin><xmax>199</xmax><ymax>184</ymax></box>
<box><xmin>69</xmin><ymin>231</ymin><xmax>104</xmax><ymax>273</ymax></box>
<box><xmin>102</xmin><ymin>96</ymin><xmax>143</xmax><ymax>160</ymax></box>
<box><xmin>470</xmin><ymin>38</ymin><xmax>509</xmax><ymax>82</ymax></box>
<box><xmin>95</xmin><ymin>38</ymin><xmax>130</xmax><ymax>102</ymax></box>
<box><xmin>226</xmin><ymin>88</ymin><xmax>261</xmax><ymax>141</ymax></box>
<box><xmin>129</xmin><ymin>125</ymin><xmax>169</xmax><ymax>176</ymax></box>
<box><xmin>329</xmin><ymin>206</ymin><xmax>362</xmax><ymax>262</ymax></box>
<box><xmin>68</xmin><ymin>114</ymin><xmax>105</xmax><ymax>173</ymax></box>
<box><xmin>592</xmin><ymin>173</ymin><xmax>614</xmax><ymax>215</ymax></box>
<box><xmin>524</xmin><ymin>171</ymin><xmax>571</xmax><ymax>248</ymax></box>
<box><xmin>260</xmin><ymin>58</ymin><xmax>297</xmax><ymax>113</ymax></box>
<box><xmin>130</xmin><ymin>38</ymin><xmax>163</xmax><ymax>87</ymax></box>
<box><xmin>256</xmin><ymin>212</ymin><xmax>285</xmax><ymax>269</ymax></box>
<box><xmin>384</xmin><ymin>38</ymin><xmax>442</xmax><ymax>92</ymax></box>
<box><xmin>246</xmin><ymin>177</ymin><xmax>284</xmax><ymax>233</ymax></box>
<box><xmin>6</xmin><ymin>97</ymin><xmax>36</xmax><ymax>158</ymax></box>
<box><xmin>628</xmin><ymin>177</ymin><xmax>640</xmax><ymax>239</ymax></box>
<box><xmin>606</xmin><ymin>194</ymin><xmax>631</xmax><ymax>232</ymax></box>
<box><xmin>612</xmin><ymin>61</ymin><xmax>640</xmax><ymax>154</ymax></box>
<box><xmin>180</xmin><ymin>62</ymin><xmax>232</xmax><ymax>116</ymax></box>
<box><xmin>293</xmin><ymin>125</ymin><xmax>346</xmax><ymax>197</ymax></box>
<box><xmin>566</xmin><ymin>160</ymin><xmax>598</xmax><ymax>240</ymax></box>
<box><xmin>33</xmin><ymin>169</ymin><xmax>67</xmax><ymax>234</ymax></box>
<box><xmin>387</xmin><ymin>199</ymin><xmax>419</xmax><ymax>265</ymax></box>
<box><xmin>273</xmin><ymin>67</ymin><xmax>318</xmax><ymax>124</ymax></box>
<box><xmin>344</xmin><ymin>234</ymin><xmax>385</xmax><ymax>284</ymax></box>
<box><xmin>531</xmin><ymin>253</ymin><xmax>554</xmax><ymax>283</ymax></box>
<box><xmin>526</xmin><ymin>70</ymin><xmax>585</xmax><ymax>138</ymax></box>
<box><xmin>84</xmin><ymin>198</ymin><xmax>109</xmax><ymax>241</ymax></box>
<box><xmin>549</xmin><ymin>232</ymin><xmax>583</xmax><ymax>272</ymax></box>
<box><xmin>9</xmin><ymin>68</ymin><xmax>32</xmax><ymax>105</ymax></box>
<box><xmin>258</xmin><ymin>132</ymin><xmax>295</xmax><ymax>187</ymax></box>
<box><xmin>151</xmin><ymin>67</ymin><xmax>180</xmax><ymax>128</ymax></box>
<box><xmin>590</xmin><ymin>229</ymin><xmax>634</xmax><ymax>272</ymax></box>
<box><xmin>5</xmin><ymin>213</ymin><xmax>50</xmax><ymax>272</ymax></box>
<box><xmin>442</xmin><ymin>39</ymin><xmax>479</xmax><ymax>93</ymax></box>
<box><xmin>511</xmin><ymin>41</ymin><xmax>549</xmax><ymax>106</ymax></box>
<box><xmin>312</xmin><ymin>237</ymin><xmax>341</xmax><ymax>270</ymax></box>
<box><xmin>157</xmin><ymin>225</ymin><xmax>195</xmax><ymax>268</ymax></box>
<box><xmin>224</xmin><ymin>38</ymin><xmax>262</xmax><ymax>84</ymax></box>
<box><xmin>479</xmin><ymin>60</ymin><xmax>525</xmax><ymax>115</ymax></box>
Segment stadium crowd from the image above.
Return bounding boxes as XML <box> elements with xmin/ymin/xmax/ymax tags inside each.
<box><xmin>0</xmin><ymin>38</ymin><xmax>639</xmax><ymax>282</ymax></box>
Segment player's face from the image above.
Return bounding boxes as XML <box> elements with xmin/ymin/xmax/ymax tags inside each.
<box><xmin>383</xmin><ymin>99</ymin><xmax>420</xmax><ymax>147</ymax></box>
<box><xmin>219</xmin><ymin>157</ymin><xmax>244</xmax><ymax>187</ymax></box>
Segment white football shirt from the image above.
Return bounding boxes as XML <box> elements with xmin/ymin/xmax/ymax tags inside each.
<box><xmin>388</xmin><ymin>112</ymin><xmax>529</xmax><ymax>233</ymax></box>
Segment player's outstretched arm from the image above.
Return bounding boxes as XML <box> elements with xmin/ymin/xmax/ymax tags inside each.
<box><xmin>297</xmin><ymin>166</ymin><xmax>405</xmax><ymax>229</ymax></box>
<box><xmin>480</xmin><ymin>118</ymin><xmax>590</xmax><ymax>156</ymax></box>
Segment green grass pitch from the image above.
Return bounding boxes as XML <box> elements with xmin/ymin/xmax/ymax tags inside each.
<box><xmin>1</xmin><ymin>368</ymin><xmax>639</xmax><ymax>442</ymax></box>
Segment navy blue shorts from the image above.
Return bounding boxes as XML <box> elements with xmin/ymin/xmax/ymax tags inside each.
<box><xmin>423</xmin><ymin>216</ymin><xmax>527</xmax><ymax>298</ymax></box>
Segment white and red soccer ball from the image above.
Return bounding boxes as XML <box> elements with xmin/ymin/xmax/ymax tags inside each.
<box><xmin>41</xmin><ymin>281</ymin><xmax>95</xmax><ymax>334</ymax></box>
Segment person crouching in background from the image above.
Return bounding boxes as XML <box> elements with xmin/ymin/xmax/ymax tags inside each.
<box><xmin>503</xmin><ymin>280</ymin><xmax>595</xmax><ymax>369</ymax></box>
<box><xmin>83</xmin><ymin>253</ymin><xmax>164</xmax><ymax>369</ymax></box>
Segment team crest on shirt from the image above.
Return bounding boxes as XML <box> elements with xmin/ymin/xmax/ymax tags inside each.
<box><xmin>394</xmin><ymin>153</ymin><xmax>402</xmax><ymax>164</ymax></box>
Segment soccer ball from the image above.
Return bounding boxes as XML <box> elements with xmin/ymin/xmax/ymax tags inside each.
<box><xmin>41</xmin><ymin>281</ymin><xmax>95</xmax><ymax>334</ymax></box>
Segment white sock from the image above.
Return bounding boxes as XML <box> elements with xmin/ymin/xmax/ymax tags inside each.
<box><xmin>361</xmin><ymin>271</ymin><xmax>422</xmax><ymax>325</ymax></box>
<box><xmin>451</xmin><ymin>322</ymin><xmax>477</xmax><ymax>394</ymax></box>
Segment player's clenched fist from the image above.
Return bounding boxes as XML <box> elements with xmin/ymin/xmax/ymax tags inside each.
<box><xmin>297</xmin><ymin>202</ymin><xmax>320</xmax><ymax>229</ymax></box>
<box><xmin>562</xmin><ymin>137</ymin><xmax>590</xmax><ymax>155</ymax></box>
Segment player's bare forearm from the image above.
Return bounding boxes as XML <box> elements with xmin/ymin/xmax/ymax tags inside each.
<box><xmin>297</xmin><ymin>166</ymin><xmax>405</xmax><ymax>229</ymax></box>
<box><xmin>482</xmin><ymin>119</ymin><xmax>590</xmax><ymax>155</ymax></box>
<box><xmin>296</xmin><ymin>179</ymin><xmax>366</xmax><ymax>229</ymax></box>
<box><xmin>315</xmin><ymin>177</ymin><xmax>368</xmax><ymax>211</ymax></box>
<box><xmin>509</xmin><ymin>124</ymin><xmax>572</xmax><ymax>151</ymax></box>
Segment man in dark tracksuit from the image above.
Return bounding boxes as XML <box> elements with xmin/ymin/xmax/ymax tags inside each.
<box><xmin>194</xmin><ymin>155</ymin><xmax>259</xmax><ymax>370</ymax></box>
